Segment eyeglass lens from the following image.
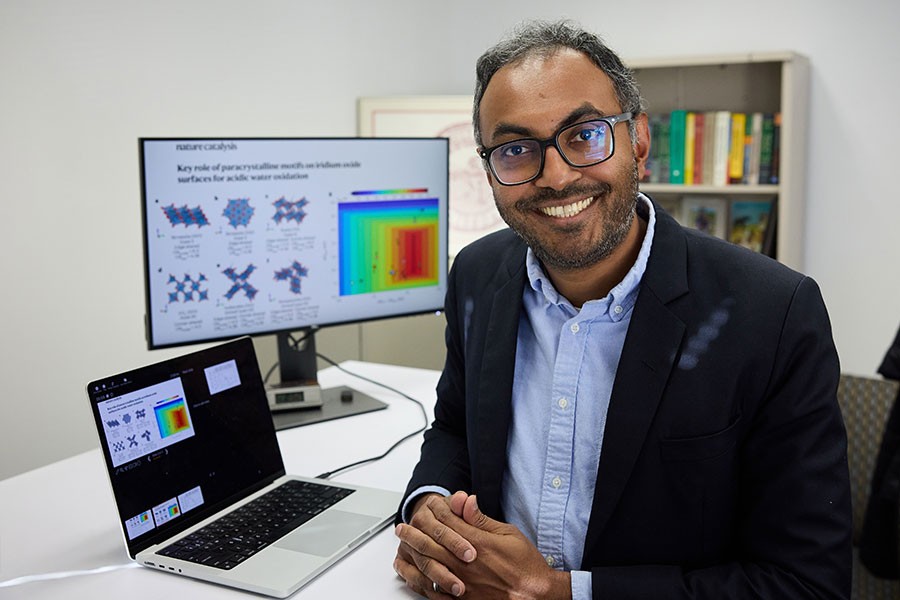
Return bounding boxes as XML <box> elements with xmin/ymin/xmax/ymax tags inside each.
<box><xmin>490</xmin><ymin>120</ymin><xmax>614</xmax><ymax>184</ymax></box>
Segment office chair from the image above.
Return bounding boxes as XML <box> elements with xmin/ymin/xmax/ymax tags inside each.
<box><xmin>837</xmin><ymin>374</ymin><xmax>900</xmax><ymax>599</ymax></box>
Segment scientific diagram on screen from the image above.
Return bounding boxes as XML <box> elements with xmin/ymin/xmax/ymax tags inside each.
<box><xmin>98</xmin><ymin>378</ymin><xmax>195</xmax><ymax>468</ymax></box>
<box><xmin>141</xmin><ymin>138</ymin><xmax>449</xmax><ymax>347</ymax></box>
<box><xmin>338</xmin><ymin>195</ymin><xmax>440</xmax><ymax>296</ymax></box>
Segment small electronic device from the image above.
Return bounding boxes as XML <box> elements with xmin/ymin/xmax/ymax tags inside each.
<box><xmin>266</xmin><ymin>382</ymin><xmax>323</xmax><ymax>411</ymax></box>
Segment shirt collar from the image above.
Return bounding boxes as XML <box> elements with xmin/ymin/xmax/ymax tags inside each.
<box><xmin>525</xmin><ymin>193</ymin><xmax>656</xmax><ymax>321</ymax></box>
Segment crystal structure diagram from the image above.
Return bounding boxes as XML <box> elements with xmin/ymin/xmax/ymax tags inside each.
<box><xmin>274</xmin><ymin>261</ymin><xmax>309</xmax><ymax>295</ymax></box>
<box><xmin>223</xmin><ymin>198</ymin><xmax>254</xmax><ymax>228</ymax></box>
<box><xmin>168</xmin><ymin>274</ymin><xmax>209</xmax><ymax>303</ymax></box>
<box><xmin>272</xmin><ymin>197</ymin><xmax>309</xmax><ymax>225</ymax></box>
<box><xmin>162</xmin><ymin>204</ymin><xmax>210</xmax><ymax>228</ymax></box>
<box><xmin>223</xmin><ymin>265</ymin><xmax>258</xmax><ymax>300</ymax></box>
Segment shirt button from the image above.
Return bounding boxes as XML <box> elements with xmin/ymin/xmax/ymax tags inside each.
<box><xmin>551</xmin><ymin>476</ymin><xmax>562</xmax><ymax>489</ymax></box>
<box><xmin>546</xmin><ymin>554</ymin><xmax>556</xmax><ymax>567</ymax></box>
<box><xmin>570</xmin><ymin>323</ymin><xmax>580</xmax><ymax>333</ymax></box>
<box><xmin>614</xmin><ymin>305</ymin><xmax>624</xmax><ymax>314</ymax></box>
<box><xmin>558</xmin><ymin>397</ymin><xmax>568</xmax><ymax>409</ymax></box>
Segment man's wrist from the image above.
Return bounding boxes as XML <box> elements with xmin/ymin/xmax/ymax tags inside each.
<box><xmin>538</xmin><ymin>569</ymin><xmax>572</xmax><ymax>600</ymax></box>
<box><xmin>532</xmin><ymin>567</ymin><xmax>572</xmax><ymax>600</ymax></box>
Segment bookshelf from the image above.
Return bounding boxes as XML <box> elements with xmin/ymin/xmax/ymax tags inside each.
<box><xmin>629</xmin><ymin>52</ymin><xmax>810</xmax><ymax>272</ymax></box>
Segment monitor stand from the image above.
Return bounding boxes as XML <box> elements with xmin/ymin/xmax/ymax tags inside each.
<box><xmin>269</xmin><ymin>329</ymin><xmax>387</xmax><ymax>430</ymax></box>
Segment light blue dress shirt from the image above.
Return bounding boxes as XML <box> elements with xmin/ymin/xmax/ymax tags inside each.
<box><xmin>502</xmin><ymin>195</ymin><xmax>655</xmax><ymax>600</ymax></box>
<box><xmin>404</xmin><ymin>196</ymin><xmax>656</xmax><ymax>599</ymax></box>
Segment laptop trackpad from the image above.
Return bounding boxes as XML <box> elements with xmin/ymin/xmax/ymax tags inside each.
<box><xmin>274</xmin><ymin>510</ymin><xmax>380</xmax><ymax>557</ymax></box>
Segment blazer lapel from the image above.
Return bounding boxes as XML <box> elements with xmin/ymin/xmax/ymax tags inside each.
<box><xmin>474</xmin><ymin>250</ymin><xmax>527</xmax><ymax>519</ymax></box>
<box><xmin>583</xmin><ymin>206</ymin><xmax>689</xmax><ymax>552</ymax></box>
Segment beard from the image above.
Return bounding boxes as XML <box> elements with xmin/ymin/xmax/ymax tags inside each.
<box><xmin>494</xmin><ymin>155</ymin><xmax>640</xmax><ymax>271</ymax></box>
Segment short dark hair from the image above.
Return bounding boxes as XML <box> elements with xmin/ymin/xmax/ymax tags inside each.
<box><xmin>473</xmin><ymin>20</ymin><xmax>644</xmax><ymax>147</ymax></box>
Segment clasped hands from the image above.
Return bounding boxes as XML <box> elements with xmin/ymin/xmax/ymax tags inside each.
<box><xmin>393</xmin><ymin>491</ymin><xmax>571</xmax><ymax>599</ymax></box>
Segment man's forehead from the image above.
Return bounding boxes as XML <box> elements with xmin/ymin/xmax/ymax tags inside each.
<box><xmin>489</xmin><ymin>103</ymin><xmax>611</xmax><ymax>140</ymax></box>
<box><xmin>479</xmin><ymin>50</ymin><xmax>620</xmax><ymax>141</ymax></box>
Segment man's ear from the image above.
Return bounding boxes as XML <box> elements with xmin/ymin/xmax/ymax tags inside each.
<box><xmin>632</xmin><ymin>112</ymin><xmax>651</xmax><ymax>175</ymax></box>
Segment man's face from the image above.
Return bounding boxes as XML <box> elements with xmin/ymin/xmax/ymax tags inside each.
<box><xmin>478</xmin><ymin>49</ymin><xmax>649</xmax><ymax>271</ymax></box>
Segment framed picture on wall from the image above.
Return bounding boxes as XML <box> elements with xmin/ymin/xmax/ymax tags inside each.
<box><xmin>729</xmin><ymin>199</ymin><xmax>774</xmax><ymax>253</ymax></box>
<box><xmin>357</xmin><ymin>96</ymin><xmax>506</xmax><ymax>257</ymax></box>
<box><xmin>680</xmin><ymin>196</ymin><xmax>728</xmax><ymax>239</ymax></box>
<box><xmin>653</xmin><ymin>196</ymin><xmax>681</xmax><ymax>224</ymax></box>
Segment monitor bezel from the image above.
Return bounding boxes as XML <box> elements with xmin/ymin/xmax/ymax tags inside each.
<box><xmin>139</xmin><ymin>137</ymin><xmax>450</xmax><ymax>351</ymax></box>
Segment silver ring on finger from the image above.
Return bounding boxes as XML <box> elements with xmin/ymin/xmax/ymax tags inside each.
<box><xmin>433</xmin><ymin>581</ymin><xmax>440</xmax><ymax>593</ymax></box>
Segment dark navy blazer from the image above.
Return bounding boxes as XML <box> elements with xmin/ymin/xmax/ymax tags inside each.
<box><xmin>404</xmin><ymin>201</ymin><xmax>852</xmax><ymax>599</ymax></box>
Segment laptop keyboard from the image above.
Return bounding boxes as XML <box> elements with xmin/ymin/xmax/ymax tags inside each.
<box><xmin>157</xmin><ymin>479</ymin><xmax>355</xmax><ymax>570</ymax></box>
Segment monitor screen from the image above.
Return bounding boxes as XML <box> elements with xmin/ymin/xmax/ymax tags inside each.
<box><xmin>140</xmin><ymin>138</ymin><xmax>449</xmax><ymax>350</ymax></box>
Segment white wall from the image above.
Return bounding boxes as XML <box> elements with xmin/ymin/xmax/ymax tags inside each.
<box><xmin>2</xmin><ymin>0</ymin><xmax>898</xmax><ymax>481</ymax></box>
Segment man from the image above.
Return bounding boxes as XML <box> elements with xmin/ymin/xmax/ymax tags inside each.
<box><xmin>394</xmin><ymin>20</ymin><xmax>851</xmax><ymax>599</ymax></box>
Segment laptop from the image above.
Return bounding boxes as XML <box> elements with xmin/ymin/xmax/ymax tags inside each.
<box><xmin>86</xmin><ymin>336</ymin><xmax>401</xmax><ymax>597</ymax></box>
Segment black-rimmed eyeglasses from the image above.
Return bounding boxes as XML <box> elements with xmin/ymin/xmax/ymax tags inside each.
<box><xmin>478</xmin><ymin>112</ymin><xmax>634</xmax><ymax>186</ymax></box>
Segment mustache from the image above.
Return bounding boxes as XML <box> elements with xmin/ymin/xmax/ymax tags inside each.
<box><xmin>514</xmin><ymin>182</ymin><xmax>611</xmax><ymax>211</ymax></box>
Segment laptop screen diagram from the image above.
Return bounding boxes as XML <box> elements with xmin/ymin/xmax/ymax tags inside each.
<box><xmin>89</xmin><ymin>340</ymin><xmax>285</xmax><ymax>557</ymax></box>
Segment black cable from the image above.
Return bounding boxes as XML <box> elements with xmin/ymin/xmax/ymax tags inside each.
<box><xmin>311</xmin><ymin>351</ymin><xmax>430</xmax><ymax>480</ymax></box>
<box><xmin>288</xmin><ymin>329</ymin><xmax>312</xmax><ymax>349</ymax></box>
<box><xmin>263</xmin><ymin>361</ymin><xmax>279</xmax><ymax>385</ymax></box>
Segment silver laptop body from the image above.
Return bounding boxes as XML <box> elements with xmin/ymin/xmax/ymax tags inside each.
<box><xmin>87</xmin><ymin>337</ymin><xmax>400</xmax><ymax>597</ymax></box>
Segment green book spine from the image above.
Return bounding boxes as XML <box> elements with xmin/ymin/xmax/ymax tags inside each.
<box><xmin>669</xmin><ymin>110</ymin><xmax>686</xmax><ymax>184</ymax></box>
<box><xmin>770</xmin><ymin>113</ymin><xmax>781</xmax><ymax>184</ymax></box>
<box><xmin>758</xmin><ymin>114</ymin><xmax>775</xmax><ymax>184</ymax></box>
<box><xmin>656</xmin><ymin>114</ymin><xmax>670</xmax><ymax>184</ymax></box>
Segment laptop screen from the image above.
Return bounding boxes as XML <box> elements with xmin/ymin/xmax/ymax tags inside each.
<box><xmin>87</xmin><ymin>337</ymin><xmax>285</xmax><ymax>557</ymax></box>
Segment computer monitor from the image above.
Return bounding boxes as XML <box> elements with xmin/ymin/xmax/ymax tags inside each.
<box><xmin>139</xmin><ymin>137</ymin><xmax>449</xmax><ymax>423</ymax></box>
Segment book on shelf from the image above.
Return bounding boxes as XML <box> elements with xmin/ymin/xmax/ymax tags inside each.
<box><xmin>712</xmin><ymin>111</ymin><xmax>731</xmax><ymax>186</ymax></box>
<box><xmin>669</xmin><ymin>110</ymin><xmax>687</xmax><ymax>184</ymax></box>
<box><xmin>646</xmin><ymin>113</ymin><xmax>670</xmax><ymax>183</ymax></box>
<box><xmin>701</xmin><ymin>111</ymin><xmax>715</xmax><ymax>185</ymax></box>
<box><xmin>744</xmin><ymin>112</ymin><xmax>763</xmax><ymax>184</ymax></box>
<box><xmin>657</xmin><ymin>114</ymin><xmax>671</xmax><ymax>184</ymax></box>
<box><xmin>644</xmin><ymin>110</ymin><xmax>781</xmax><ymax>187</ymax></box>
<box><xmin>728</xmin><ymin>113</ymin><xmax>746</xmax><ymax>184</ymax></box>
<box><xmin>692</xmin><ymin>112</ymin><xmax>705</xmax><ymax>184</ymax></box>
<box><xmin>741</xmin><ymin>116</ymin><xmax>753</xmax><ymax>184</ymax></box>
<box><xmin>758</xmin><ymin>113</ymin><xmax>776</xmax><ymax>184</ymax></box>
<box><xmin>684</xmin><ymin>112</ymin><xmax>696</xmax><ymax>185</ymax></box>
<box><xmin>770</xmin><ymin>113</ymin><xmax>782</xmax><ymax>184</ymax></box>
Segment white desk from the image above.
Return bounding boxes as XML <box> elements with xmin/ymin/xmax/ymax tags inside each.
<box><xmin>0</xmin><ymin>361</ymin><xmax>439</xmax><ymax>599</ymax></box>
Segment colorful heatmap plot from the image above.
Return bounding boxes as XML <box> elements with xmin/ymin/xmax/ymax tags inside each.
<box><xmin>338</xmin><ymin>197</ymin><xmax>439</xmax><ymax>295</ymax></box>
<box><xmin>154</xmin><ymin>396</ymin><xmax>191</xmax><ymax>438</ymax></box>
